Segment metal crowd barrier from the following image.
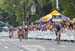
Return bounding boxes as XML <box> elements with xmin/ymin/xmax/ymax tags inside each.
<box><xmin>27</xmin><ymin>30</ymin><xmax>75</xmax><ymax>40</ymax></box>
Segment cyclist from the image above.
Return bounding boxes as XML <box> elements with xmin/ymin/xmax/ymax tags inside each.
<box><xmin>54</xmin><ymin>22</ymin><xmax>62</xmax><ymax>45</ymax></box>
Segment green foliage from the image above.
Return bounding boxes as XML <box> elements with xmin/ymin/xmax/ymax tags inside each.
<box><xmin>59</xmin><ymin>0</ymin><xmax>75</xmax><ymax>19</ymax></box>
<box><xmin>0</xmin><ymin>0</ymin><xmax>75</xmax><ymax>26</ymax></box>
<box><xmin>50</xmin><ymin>0</ymin><xmax>56</xmax><ymax>9</ymax></box>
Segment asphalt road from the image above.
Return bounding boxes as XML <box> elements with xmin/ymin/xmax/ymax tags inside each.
<box><xmin>0</xmin><ymin>37</ymin><xmax>75</xmax><ymax>51</ymax></box>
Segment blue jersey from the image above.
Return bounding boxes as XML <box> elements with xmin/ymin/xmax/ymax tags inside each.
<box><xmin>54</xmin><ymin>24</ymin><xmax>62</xmax><ymax>30</ymax></box>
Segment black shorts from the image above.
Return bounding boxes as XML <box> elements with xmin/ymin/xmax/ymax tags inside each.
<box><xmin>57</xmin><ymin>28</ymin><xmax>61</xmax><ymax>31</ymax></box>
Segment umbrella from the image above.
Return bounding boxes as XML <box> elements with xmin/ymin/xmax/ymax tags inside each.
<box><xmin>41</xmin><ymin>15</ymin><xmax>52</xmax><ymax>22</ymax></box>
<box><xmin>61</xmin><ymin>15</ymin><xmax>68</xmax><ymax>21</ymax></box>
<box><xmin>34</xmin><ymin>18</ymin><xmax>42</xmax><ymax>23</ymax></box>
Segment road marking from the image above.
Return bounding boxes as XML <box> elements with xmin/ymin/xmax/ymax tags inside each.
<box><xmin>59</xmin><ymin>45</ymin><xmax>66</xmax><ymax>48</ymax></box>
<box><xmin>4</xmin><ymin>46</ymin><xmax>9</xmax><ymax>49</ymax></box>
<box><xmin>21</xmin><ymin>45</ymin><xmax>46</xmax><ymax>51</ymax></box>
<box><xmin>1</xmin><ymin>39</ymin><xmax>5</xmax><ymax>41</ymax></box>
<box><xmin>20</xmin><ymin>49</ymin><xmax>24</xmax><ymax>51</ymax></box>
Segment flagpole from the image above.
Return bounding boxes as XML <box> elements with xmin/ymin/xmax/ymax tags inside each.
<box><xmin>56</xmin><ymin>0</ymin><xmax>59</xmax><ymax>10</ymax></box>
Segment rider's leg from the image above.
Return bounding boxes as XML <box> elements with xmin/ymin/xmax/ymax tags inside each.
<box><xmin>57</xmin><ymin>31</ymin><xmax>61</xmax><ymax>45</ymax></box>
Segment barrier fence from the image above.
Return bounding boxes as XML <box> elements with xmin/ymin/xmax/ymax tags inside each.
<box><xmin>28</xmin><ymin>30</ymin><xmax>75</xmax><ymax>40</ymax></box>
<box><xmin>0</xmin><ymin>30</ymin><xmax>75</xmax><ymax>40</ymax></box>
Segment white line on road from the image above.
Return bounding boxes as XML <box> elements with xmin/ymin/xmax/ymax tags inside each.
<box><xmin>59</xmin><ymin>45</ymin><xmax>66</xmax><ymax>48</ymax></box>
<box><xmin>20</xmin><ymin>49</ymin><xmax>24</xmax><ymax>51</ymax></box>
<box><xmin>4</xmin><ymin>46</ymin><xmax>9</xmax><ymax>49</ymax></box>
<box><xmin>1</xmin><ymin>39</ymin><xmax>5</xmax><ymax>41</ymax></box>
<box><xmin>21</xmin><ymin>45</ymin><xmax>46</xmax><ymax>51</ymax></box>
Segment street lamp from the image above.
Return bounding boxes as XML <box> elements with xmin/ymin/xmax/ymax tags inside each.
<box><xmin>31</xmin><ymin>1</ymin><xmax>36</xmax><ymax>15</ymax></box>
<box><xmin>26</xmin><ymin>12</ymin><xmax>30</xmax><ymax>25</ymax></box>
<box><xmin>23</xmin><ymin>2</ymin><xmax>26</xmax><ymax>25</ymax></box>
<box><xmin>13</xmin><ymin>3</ymin><xmax>16</xmax><ymax>26</ymax></box>
<box><xmin>23</xmin><ymin>1</ymin><xmax>31</xmax><ymax>25</ymax></box>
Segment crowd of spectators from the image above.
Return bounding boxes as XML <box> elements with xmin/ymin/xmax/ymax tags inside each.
<box><xmin>27</xmin><ymin>19</ymin><xmax>75</xmax><ymax>32</ymax></box>
<box><xmin>4</xmin><ymin>19</ymin><xmax>75</xmax><ymax>39</ymax></box>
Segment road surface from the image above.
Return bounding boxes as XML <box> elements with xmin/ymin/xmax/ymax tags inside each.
<box><xmin>0</xmin><ymin>36</ymin><xmax>75</xmax><ymax>51</ymax></box>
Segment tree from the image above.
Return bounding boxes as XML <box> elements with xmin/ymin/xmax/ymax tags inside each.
<box><xmin>0</xmin><ymin>0</ymin><xmax>75</xmax><ymax>26</ymax></box>
<box><xmin>59</xmin><ymin>0</ymin><xmax>75</xmax><ymax>19</ymax></box>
